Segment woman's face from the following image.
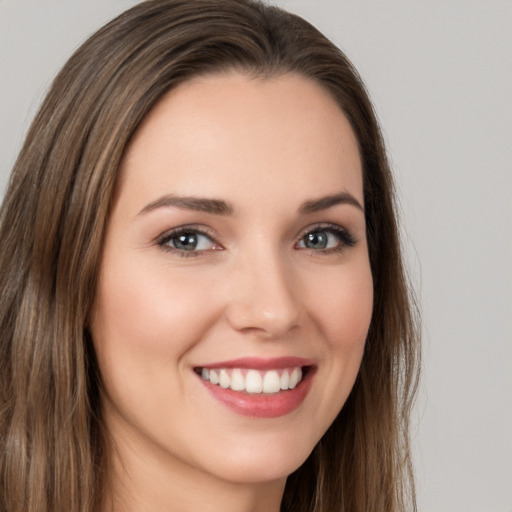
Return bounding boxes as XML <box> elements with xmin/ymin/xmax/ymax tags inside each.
<box><xmin>91</xmin><ymin>73</ymin><xmax>373</xmax><ymax>487</ymax></box>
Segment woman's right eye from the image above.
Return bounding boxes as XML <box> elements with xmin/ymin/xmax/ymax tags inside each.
<box><xmin>158</xmin><ymin>228</ymin><xmax>222</xmax><ymax>256</ymax></box>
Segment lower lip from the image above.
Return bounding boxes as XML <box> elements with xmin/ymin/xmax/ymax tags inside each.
<box><xmin>198</xmin><ymin>369</ymin><xmax>314</xmax><ymax>418</ymax></box>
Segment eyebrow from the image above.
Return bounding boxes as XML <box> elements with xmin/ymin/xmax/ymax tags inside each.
<box><xmin>298</xmin><ymin>192</ymin><xmax>364</xmax><ymax>214</ymax></box>
<box><xmin>138</xmin><ymin>195</ymin><xmax>234</xmax><ymax>216</ymax></box>
<box><xmin>137</xmin><ymin>191</ymin><xmax>363</xmax><ymax>217</ymax></box>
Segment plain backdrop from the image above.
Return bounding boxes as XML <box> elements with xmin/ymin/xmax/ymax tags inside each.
<box><xmin>1</xmin><ymin>1</ymin><xmax>511</xmax><ymax>511</ymax></box>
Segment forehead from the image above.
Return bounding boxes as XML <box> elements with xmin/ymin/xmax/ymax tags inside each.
<box><xmin>118</xmin><ymin>72</ymin><xmax>363</xmax><ymax>211</ymax></box>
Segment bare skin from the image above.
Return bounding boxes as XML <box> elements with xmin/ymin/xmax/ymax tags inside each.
<box><xmin>91</xmin><ymin>72</ymin><xmax>373</xmax><ymax>512</ymax></box>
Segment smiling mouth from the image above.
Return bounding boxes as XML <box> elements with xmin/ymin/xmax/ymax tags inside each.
<box><xmin>194</xmin><ymin>366</ymin><xmax>311</xmax><ymax>394</ymax></box>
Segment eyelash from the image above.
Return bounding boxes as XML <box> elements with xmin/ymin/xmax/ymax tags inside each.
<box><xmin>157</xmin><ymin>225</ymin><xmax>220</xmax><ymax>258</ymax></box>
<box><xmin>156</xmin><ymin>223</ymin><xmax>357</xmax><ymax>258</ymax></box>
<box><xmin>296</xmin><ymin>224</ymin><xmax>357</xmax><ymax>255</ymax></box>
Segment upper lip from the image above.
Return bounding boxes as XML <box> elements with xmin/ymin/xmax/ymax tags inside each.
<box><xmin>195</xmin><ymin>356</ymin><xmax>315</xmax><ymax>370</ymax></box>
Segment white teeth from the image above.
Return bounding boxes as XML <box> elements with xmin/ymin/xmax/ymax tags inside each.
<box><xmin>262</xmin><ymin>370</ymin><xmax>281</xmax><ymax>393</ymax></box>
<box><xmin>219</xmin><ymin>369</ymin><xmax>230</xmax><ymax>389</ymax></box>
<box><xmin>231</xmin><ymin>369</ymin><xmax>245</xmax><ymax>391</ymax></box>
<box><xmin>280</xmin><ymin>370</ymin><xmax>289</xmax><ymax>390</ymax></box>
<box><xmin>199</xmin><ymin>366</ymin><xmax>305</xmax><ymax>394</ymax></box>
<box><xmin>245</xmin><ymin>370</ymin><xmax>263</xmax><ymax>393</ymax></box>
<box><xmin>289</xmin><ymin>367</ymin><xmax>302</xmax><ymax>389</ymax></box>
<box><xmin>209</xmin><ymin>369</ymin><xmax>219</xmax><ymax>385</ymax></box>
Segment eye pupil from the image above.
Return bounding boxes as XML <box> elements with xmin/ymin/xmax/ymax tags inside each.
<box><xmin>305</xmin><ymin>231</ymin><xmax>327</xmax><ymax>249</ymax></box>
<box><xmin>174</xmin><ymin>233</ymin><xmax>198</xmax><ymax>250</ymax></box>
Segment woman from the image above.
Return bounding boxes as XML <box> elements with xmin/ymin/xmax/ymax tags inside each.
<box><xmin>0</xmin><ymin>1</ymin><xmax>420</xmax><ymax>511</ymax></box>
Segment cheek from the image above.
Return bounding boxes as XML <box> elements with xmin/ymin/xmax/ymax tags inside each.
<box><xmin>297</xmin><ymin>258</ymin><xmax>373</xmax><ymax>435</ymax></box>
<box><xmin>89</xmin><ymin>256</ymin><xmax>224</xmax><ymax>426</ymax></box>
<box><xmin>92</xmin><ymin>257</ymin><xmax>221</xmax><ymax>359</ymax></box>
<box><xmin>311</xmin><ymin>261</ymin><xmax>374</xmax><ymax>351</ymax></box>
<box><xmin>89</xmin><ymin>259</ymin><xmax>229</xmax><ymax>433</ymax></box>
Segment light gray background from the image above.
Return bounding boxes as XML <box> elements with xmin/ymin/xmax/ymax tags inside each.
<box><xmin>1</xmin><ymin>1</ymin><xmax>511</xmax><ymax>511</ymax></box>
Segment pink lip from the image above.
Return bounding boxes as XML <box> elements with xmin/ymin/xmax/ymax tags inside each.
<box><xmin>195</xmin><ymin>358</ymin><xmax>316</xmax><ymax>419</ymax></box>
<box><xmin>196</xmin><ymin>356</ymin><xmax>314</xmax><ymax>370</ymax></box>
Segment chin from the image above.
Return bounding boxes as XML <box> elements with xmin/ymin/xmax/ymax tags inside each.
<box><xmin>195</xmin><ymin>433</ymin><xmax>316</xmax><ymax>485</ymax></box>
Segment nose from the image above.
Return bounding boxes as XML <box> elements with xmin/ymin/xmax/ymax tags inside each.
<box><xmin>225</xmin><ymin>250</ymin><xmax>301</xmax><ymax>339</ymax></box>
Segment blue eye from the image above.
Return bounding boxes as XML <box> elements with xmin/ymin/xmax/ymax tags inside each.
<box><xmin>158</xmin><ymin>228</ymin><xmax>220</xmax><ymax>254</ymax></box>
<box><xmin>297</xmin><ymin>226</ymin><xmax>356</xmax><ymax>252</ymax></box>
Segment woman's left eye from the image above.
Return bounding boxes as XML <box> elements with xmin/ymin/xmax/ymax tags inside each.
<box><xmin>297</xmin><ymin>226</ymin><xmax>356</xmax><ymax>253</ymax></box>
<box><xmin>158</xmin><ymin>228</ymin><xmax>220</xmax><ymax>255</ymax></box>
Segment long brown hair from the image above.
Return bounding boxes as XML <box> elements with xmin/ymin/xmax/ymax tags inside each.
<box><xmin>0</xmin><ymin>1</ymin><xmax>420</xmax><ymax>511</ymax></box>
